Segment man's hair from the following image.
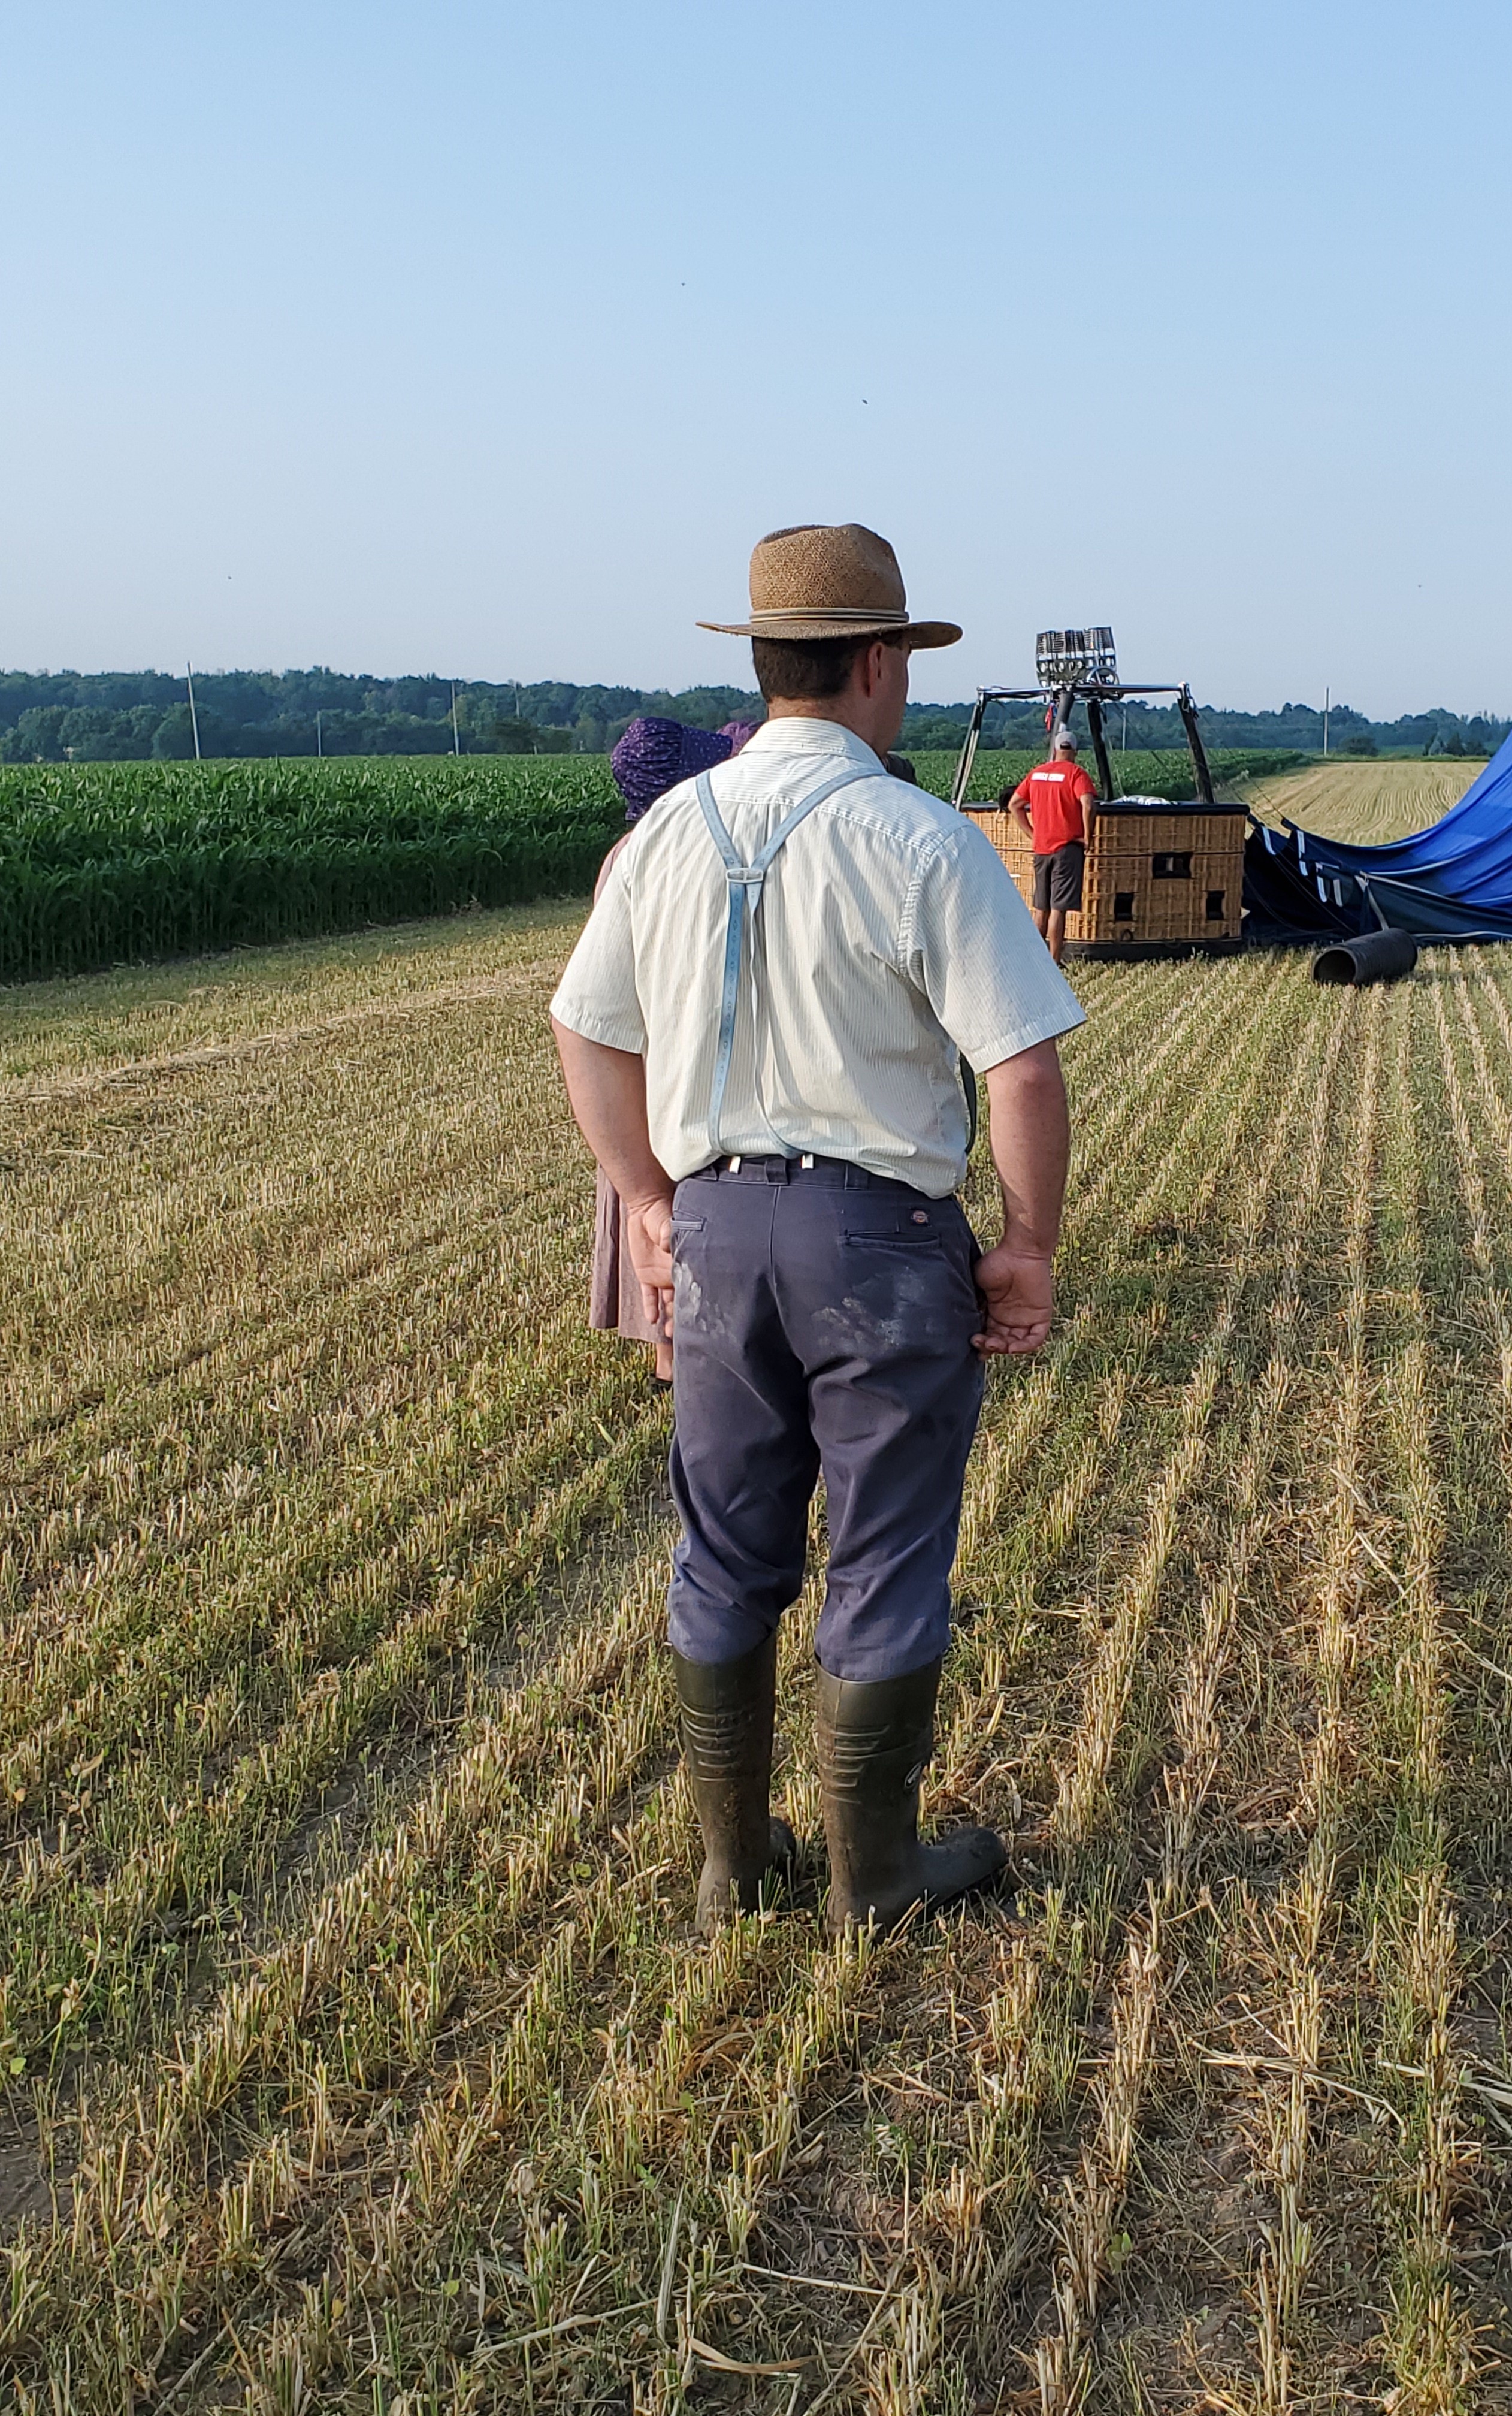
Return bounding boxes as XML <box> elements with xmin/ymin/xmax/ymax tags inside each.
<box><xmin>751</xmin><ymin>629</ymin><xmax>907</xmax><ymax>704</ymax></box>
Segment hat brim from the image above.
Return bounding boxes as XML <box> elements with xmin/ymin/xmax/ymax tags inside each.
<box><xmin>697</xmin><ymin>617</ymin><xmax>962</xmax><ymax>650</ymax></box>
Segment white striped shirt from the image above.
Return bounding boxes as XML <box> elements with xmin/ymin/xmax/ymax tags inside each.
<box><xmin>549</xmin><ymin>718</ymin><xmax>1084</xmax><ymax>1197</ymax></box>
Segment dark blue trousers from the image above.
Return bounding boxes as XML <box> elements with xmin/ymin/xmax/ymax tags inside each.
<box><xmin>666</xmin><ymin>1156</ymin><xmax>985</xmax><ymax>1684</ymax></box>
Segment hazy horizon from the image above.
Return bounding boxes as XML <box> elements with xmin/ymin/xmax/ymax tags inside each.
<box><xmin>4</xmin><ymin>1</ymin><xmax>1509</xmax><ymax>721</ymax></box>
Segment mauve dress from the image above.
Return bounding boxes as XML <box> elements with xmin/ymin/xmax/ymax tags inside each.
<box><xmin>586</xmin><ymin>835</ymin><xmax>661</xmax><ymax>1344</ymax></box>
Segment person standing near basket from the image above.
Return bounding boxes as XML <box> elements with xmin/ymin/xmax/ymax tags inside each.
<box><xmin>1005</xmin><ymin>728</ymin><xmax>1097</xmax><ymax>966</ymax></box>
<box><xmin>551</xmin><ymin>524</ymin><xmax>1083</xmax><ymax>1936</ymax></box>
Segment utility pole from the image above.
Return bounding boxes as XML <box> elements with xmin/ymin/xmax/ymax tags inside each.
<box><xmin>450</xmin><ymin>681</ymin><xmax>462</xmax><ymax>756</ymax></box>
<box><xmin>185</xmin><ymin>663</ymin><xmax>202</xmax><ymax>761</ymax></box>
<box><xmin>316</xmin><ymin>710</ymin><xmax>323</xmax><ymax>759</ymax></box>
<box><xmin>1322</xmin><ymin>685</ymin><xmax>1330</xmax><ymax>757</ymax></box>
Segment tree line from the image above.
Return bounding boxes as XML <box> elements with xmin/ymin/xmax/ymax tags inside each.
<box><xmin>907</xmin><ymin>696</ymin><xmax>1509</xmax><ymax>759</ymax></box>
<box><xmin>0</xmin><ymin>666</ymin><xmax>1504</xmax><ymax>765</ymax></box>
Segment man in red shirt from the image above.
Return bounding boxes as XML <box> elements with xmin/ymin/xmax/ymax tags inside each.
<box><xmin>1004</xmin><ymin>730</ymin><xmax>1097</xmax><ymax>965</ymax></box>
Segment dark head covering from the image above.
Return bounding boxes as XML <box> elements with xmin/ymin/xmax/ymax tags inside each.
<box><xmin>610</xmin><ymin>717</ymin><xmax>732</xmax><ymax>822</ymax></box>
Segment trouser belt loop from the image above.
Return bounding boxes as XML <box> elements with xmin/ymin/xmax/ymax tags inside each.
<box><xmin>707</xmin><ymin>1155</ymin><xmax>897</xmax><ymax>1188</ymax></box>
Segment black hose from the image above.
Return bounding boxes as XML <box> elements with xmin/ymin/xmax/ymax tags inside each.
<box><xmin>1311</xmin><ymin>928</ymin><xmax>1418</xmax><ymax>986</ymax></box>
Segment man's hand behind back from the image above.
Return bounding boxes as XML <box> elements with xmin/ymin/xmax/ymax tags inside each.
<box><xmin>625</xmin><ymin>1191</ymin><xmax>675</xmax><ymax>1340</ymax></box>
<box><xmin>973</xmin><ymin>1041</ymin><xmax>1069</xmax><ymax>1357</ymax></box>
<box><xmin>970</xmin><ymin>1243</ymin><xmax>1054</xmax><ymax>1355</ymax></box>
<box><xmin>549</xmin><ymin>1019</ymin><xmax>677</xmax><ymax>1342</ymax></box>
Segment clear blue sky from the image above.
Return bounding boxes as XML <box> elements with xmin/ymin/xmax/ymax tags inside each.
<box><xmin>2</xmin><ymin>0</ymin><xmax>1508</xmax><ymax>717</ymax></box>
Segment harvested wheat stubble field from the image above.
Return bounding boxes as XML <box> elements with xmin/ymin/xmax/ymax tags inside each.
<box><xmin>4</xmin><ymin>787</ymin><xmax>1512</xmax><ymax>2412</ymax></box>
<box><xmin>1248</xmin><ymin>757</ymin><xmax>1481</xmax><ymax>847</ymax></box>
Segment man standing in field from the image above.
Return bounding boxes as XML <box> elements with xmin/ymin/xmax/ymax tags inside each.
<box><xmin>1006</xmin><ymin>727</ymin><xmax>1097</xmax><ymax>966</ymax></box>
<box><xmin>551</xmin><ymin>524</ymin><xmax>1082</xmax><ymax>1937</ymax></box>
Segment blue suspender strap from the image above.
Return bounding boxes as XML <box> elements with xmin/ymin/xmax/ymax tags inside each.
<box><xmin>694</xmin><ymin>763</ymin><xmax>873</xmax><ymax>1155</ymax></box>
<box><xmin>694</xmin><ymin>772</ymin><xmax>753</xmax><ymax>1156</ymax></box>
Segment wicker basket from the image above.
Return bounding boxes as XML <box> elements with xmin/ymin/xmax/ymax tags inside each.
<box><xmin>963</xmin><ymin>800</ymin><xmax>1245</xmax><ymax>954</ymax></box>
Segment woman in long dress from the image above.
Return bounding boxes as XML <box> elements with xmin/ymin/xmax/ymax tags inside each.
<box><xmin>588</xmin><ymin>717</ymin><xmax>757</xmax><ymax>1387</ymax></box>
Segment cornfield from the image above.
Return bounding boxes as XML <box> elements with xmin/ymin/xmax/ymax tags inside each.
<box><xmin>0</xmin><ymin>749</ymin><xmax>1306</xmax><ymax>986</ymax></box>
<box><xmin>1</xmin><ymin>760</ymin><xmax>1510</xmax><ymax>2408</ymax></box>
<box><xmin>0</xmin><ymin>758</ymin><xmax>621</xmax><ymax>982</ymax></box>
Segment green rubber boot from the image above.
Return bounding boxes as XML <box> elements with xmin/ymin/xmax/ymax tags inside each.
<box><xmin>672</xmin><ymin>1635</ymin><xmax>796</xmax><ymax>1937</ymax></box>
<box><xmin>816</xmin><ymin>1657</ymin><xmax>1006</xmax><ymax>1934</ymax></box>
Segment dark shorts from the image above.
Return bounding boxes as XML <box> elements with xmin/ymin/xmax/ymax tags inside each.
<box><xmin>1033</xmin><ymin>840</ymin><xmax>1085</xmax><ymax>913</ymax></box>
<box><xmin>666</xmin><ymin>1156</ymin><xmax>985</xmax><ymax>1683</ymax></box>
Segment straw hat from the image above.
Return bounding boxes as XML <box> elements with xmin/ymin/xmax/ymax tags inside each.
<box><xmin>698</xmin><ymin>523</ymin><xmax>961</xmax><ymax>649</ymax></box>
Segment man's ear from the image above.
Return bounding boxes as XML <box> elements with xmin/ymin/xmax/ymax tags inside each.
<box><xmin>861</xmin><ymin>639</ymin><xmax>890</xmax><ymax>696</ymax></box>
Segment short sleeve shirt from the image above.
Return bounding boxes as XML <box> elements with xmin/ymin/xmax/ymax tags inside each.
<box><xmin>550</xmin><ymin>719</ymin><xmax>1085</xmax><ymax>1198</ymax></box>
<box><xmin>1012</xmin><ymin>758</ymin><xmax>1096</xmax><ymax>853</ymax></box>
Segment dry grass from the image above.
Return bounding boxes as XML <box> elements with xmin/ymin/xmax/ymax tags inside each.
<box><xmin>1247</xmin><ymin>759</ymin><xmax>1480</xmax><ymax>846</ymax></box>
<box><xmin>3</xmin><ymin>893</ymin><xmax>1512</xmax><ymax>2412</ymax></box>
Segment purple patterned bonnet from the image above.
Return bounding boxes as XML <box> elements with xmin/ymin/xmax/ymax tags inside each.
<box><xmin>610</xmin><ymin>718</ymin><xmax>733</xmax><ymax>823</ymax></box>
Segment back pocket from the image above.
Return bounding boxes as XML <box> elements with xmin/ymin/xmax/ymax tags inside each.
<box><xmin>842</xmin><ymin>1230</ymin><xmax>944</xmax><ymax>1252</ymax></box>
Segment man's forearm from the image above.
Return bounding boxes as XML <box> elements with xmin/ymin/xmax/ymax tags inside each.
<box><xmin>552</xmin><ymin>1019</ymin><xmax>676</xmax><ymax>1336</ymax></box>
<box><xmin>966</xmin><ymin>1040</ymin><xmax>1069</xmax><ymax>1358</ymax></box>
<box><xmin>551</xmin><ymin>1020</ymin><xmax>671</xmax><ymax>1209</ymax></box>
<box><xmin>981</xmin><ymin>1040</ymin><xmax>1069</xmax><ymax>1254</ymax></box>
